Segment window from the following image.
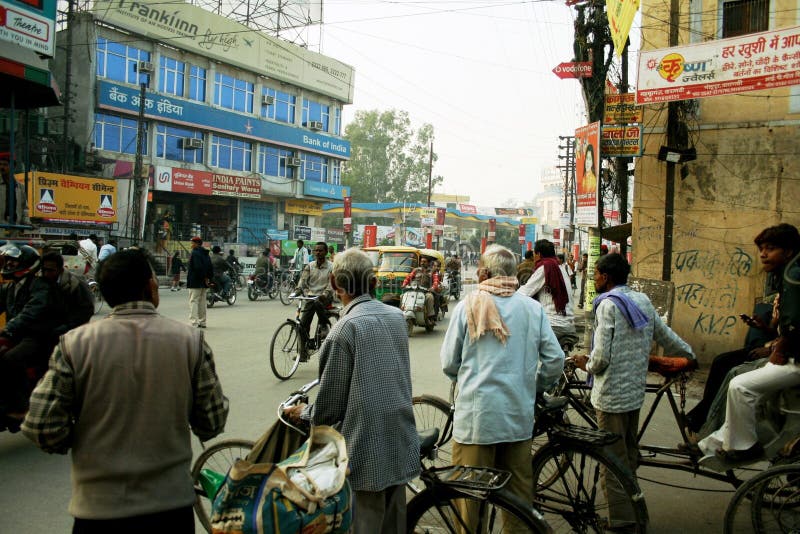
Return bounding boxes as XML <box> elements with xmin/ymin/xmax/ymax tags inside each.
<box><xmin>330</xmin><ymin>160</ymin><xmax>341</xmax><ymax>185</ymax></box>
<box><xmin>155</xmin><ymin>124</ymin><xmax>202</xmax><ymax>163</ymax></box>
<box><xmin>261</xmin><ymin>88</ymin><xmax>296</xmax><ymax>124</ymax></box>
<box><xmin>189</xmin><ymin>66</ymin><xmax>206</xmax><ymax>102</ymax></box>
<box><xmin>300</xmin><ymin>153</ymin><xmax>327</xmax><ymax>182</ymax></box>
<box><xmin>94</xmin><ymin>113</ymin><xmax>146</xmax><ymax>155</ymax></box>
<box><xmin>159</xmin><ymin>56</ymin><xmax>185</xmax><ymax>97</ymax></box>
<box><xmin>96</xmin><ymin>37</ymin><xmax>151</xmax><ymax>85</ymax></box>
<box><xmin>302</xmin><ymin>99</ymin><xmax>330</xmax><ymax>130</ymax></box>
<box><xmin>257</xmin><ymin>145</ymin><xmax>294</xmax><ymax>178</ymax></box>
<box><xmin>210</xmin><ymin>134</ymin><xmax>252</xmax><ymax>171</ymax></box>
<box><xmin>214</xmin><ymin>73</ymin><xmax>254</xmax><ymax>113</ymax></box>
<box><xmin>722</xmin><ymin>0</ymin><xmax>769</xmax><ymax>38</ymax></box>
<box><xmin>333</xmin><ymin>107</ymin><xmax>341</xmax><ymax>135</ymax></box>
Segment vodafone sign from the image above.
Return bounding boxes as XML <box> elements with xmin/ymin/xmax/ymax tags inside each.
<box><xmin>553</xmin><ymin>61</ymin><xmax>593</xmax><ymax>79</ymax></box>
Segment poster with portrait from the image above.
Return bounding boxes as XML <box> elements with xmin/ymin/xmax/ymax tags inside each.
<box><xmin>574</xmin><ymin>122</ymin><xmax>601</xmax><ymax>227</ymax></box>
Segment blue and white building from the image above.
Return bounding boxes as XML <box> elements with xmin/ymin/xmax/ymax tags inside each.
<box><xmin>57</xmin><ymin>0</ymin><xmax>353</xmax><ymax>245</ymax></box>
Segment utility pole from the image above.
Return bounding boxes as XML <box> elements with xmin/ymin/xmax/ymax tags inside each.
<box><xmin>616</xmin><ymin>40</ymin><xmax>631</xmax><ymax>257</ymax></box>
<box><xmin>557</xmin><ymin>135</ymin><xmax>576</xmax><ymax>250</ymax></box>
<box><xmin>662</xmin><ymin>0</ymin><xmax>680</xmax><ymax>281</ymax></box>
<box><xmin>62</xmin><ymin>0</ymin><xmax>74</xmax><ymax>172</ymax></box>
<box><xmin>131</xmin><ymin>61</ymin><xmax>152</xmax><ymax>243</ymax></box>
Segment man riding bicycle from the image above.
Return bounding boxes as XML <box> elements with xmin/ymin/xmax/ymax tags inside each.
<box><xmin>294</xmin><ymin>242</ymin><xmax>334</xmax><ymax>352</ymax></box>
<box><xmin>210</xmin><ymin>246</ymin><xmax>233</xmax><ymax>296</ymax></box>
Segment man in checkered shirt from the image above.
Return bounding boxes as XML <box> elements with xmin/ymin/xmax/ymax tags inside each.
<box><xmin>285</xmin><ymin>248</ymin><xmax>419</xmax><ymax>533</ymax></box>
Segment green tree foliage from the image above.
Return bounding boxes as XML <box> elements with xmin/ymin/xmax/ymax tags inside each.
<box><xmin>343</xmin><ymin>110</ymin><xmax>443</xmax><ymax>203</ymax></box>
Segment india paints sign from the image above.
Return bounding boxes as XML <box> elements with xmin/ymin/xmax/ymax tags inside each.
<box><xmin>155</xmin><ymin>166</ymin><xmax>259</xmax><ymax>198</ymax></box>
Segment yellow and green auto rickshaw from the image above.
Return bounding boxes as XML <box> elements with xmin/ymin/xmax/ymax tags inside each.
<box><xmin>372</xmin><ymin>246</ymin><xmax>421</xmax><ymax>304</ymax></box>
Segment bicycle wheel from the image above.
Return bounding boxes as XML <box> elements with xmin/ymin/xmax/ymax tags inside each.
<box><xmin>270</xmin><ymin>321</ymin><xmax>302</xmax><ymax>380</ymax></box>
<box><xmin>410</xmin><ymin>395</ymin><xmax>453</xmax><ymax>494</ymax></box>
<box><xmin>407</xmin><ymin>486</ymin><xmax>549</xmax><ymax>533</ymax></box>
<box><xmin>725</xmin><ymin>464</ymin><xmax>800</xmax><ymax>534</ymax></box>
<box><xmin>279</xmin><ymin>278</ymin><xmax>294</xmax><ymax>306</ymax></box>
<box><xmin>531</xmin><ymin>441</ymin><xmax>648</xmax><ymax>533</ymax></box>
<box><xmin>192</xmin><ymin>439</ymin><xmax>254</xmax><ymax>533</ymax></box>
<box><xmin>235</xmin><ymin>274</ymin><xmax>245</xmax><ymax>291</ymax></box>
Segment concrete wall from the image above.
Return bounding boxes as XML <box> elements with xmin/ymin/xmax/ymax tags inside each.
<box><xmin>635</xmin><ymin>0</ymin><xmax>800</xmax><ymax>362</ymax></box>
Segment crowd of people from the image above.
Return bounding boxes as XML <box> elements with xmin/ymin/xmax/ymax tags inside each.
<box><xmin>1</xmin><ymin>223</ymin><xmax>799</xmax><ymax>533</ymax></box>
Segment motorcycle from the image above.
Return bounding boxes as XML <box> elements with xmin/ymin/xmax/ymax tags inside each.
<box><xmin>446</xmin><ymin>269</ymin><xmax>462</xmax><ymax>300</ymax></box>
<box><xmin>247</xmin><ymin>272</ymin><xmax>278</xmax><ymax>301</ymax></box>
<box><xmin>207</xmin><ymin>274</ymin><xmax>236</xmax><ymax>307</ymax></box>
<box><xmin>400</xmin><ymin>281</ymin><xmax>435</xmax><ymax>336</ymax></box>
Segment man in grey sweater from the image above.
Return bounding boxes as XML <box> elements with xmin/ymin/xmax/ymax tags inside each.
<box><xmin>23</xmin><ymin>249</ymin><xmax>228</xmax><ymax>533</ymax></box>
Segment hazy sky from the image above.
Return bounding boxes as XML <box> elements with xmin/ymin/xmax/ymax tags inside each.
<box><xmin>315</xmin><ymin>0</ymin><xmax>589</xmax><ymax>208</ymax></box>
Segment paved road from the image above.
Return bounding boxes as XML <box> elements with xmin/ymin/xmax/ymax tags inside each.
<box><xmin>0</xmin><ymin>283</ymin><xmax>741</xmax><ymax>532</ymax></box>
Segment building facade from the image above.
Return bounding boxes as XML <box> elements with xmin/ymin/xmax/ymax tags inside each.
<box><xmin>55</xmin><ymin>1</ymin><xmax>352</xmax><ymax>249</ymax></box>
<box><xmin>634</xmin><ymin>0</ymin><xmax>800</xmax><ymax>360</ymax></box>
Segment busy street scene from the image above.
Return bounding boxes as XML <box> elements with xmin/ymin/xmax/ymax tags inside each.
<box><xmin>1</xmin><ymin>0</ymin><xmax>800</xmax><ymax>531</ymax></box>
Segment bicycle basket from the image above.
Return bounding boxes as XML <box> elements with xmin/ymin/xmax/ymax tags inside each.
<box><xmin>422</xmin><ymin>465</ymin><xmax>511</xmax><ymax>492</ymax></box>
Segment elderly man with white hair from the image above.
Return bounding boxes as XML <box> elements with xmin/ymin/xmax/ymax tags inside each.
<box><xmin>284</xmin><ymin>248</ymin><xmax>419</xmax><ymax>534</ymax></box>
<box><xmin>441</xmin><ymin>244</ymin><xmax>564</xmax><ymax>516</ymax></box>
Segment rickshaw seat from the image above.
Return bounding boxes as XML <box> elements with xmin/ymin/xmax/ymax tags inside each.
<box><xmin>648</xmin><ymin>355</ymin><xmax>697</xmax><ymax>377</ymax></box>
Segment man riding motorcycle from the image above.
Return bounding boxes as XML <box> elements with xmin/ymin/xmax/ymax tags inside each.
<box><xmin>445</xmin><ymin>254</ymin><xmax>462</xmax><ymax>291</ymax></box>
<box><xmin>0</xmin><ymin>245</ymin><xmax>64</xmax><ymax>431</ymax></box>
<box><xmin>402</xmin><ymin>256</ymin><xmax>439</xmax><ymax>323</ymax></box>
<box><xmin>253</xmin><ymin>249</ymin><xmax>276</xmax><ymax>289</ymax></box>
<box><xmin>294</xmin><ymin>242</ymin><xmax>334</xmax><ymax>353</ymax></box>
<box><xmin>210</xmin><ymin>245</ymin><xmax>234</xmax><ymax>297</ymax></box>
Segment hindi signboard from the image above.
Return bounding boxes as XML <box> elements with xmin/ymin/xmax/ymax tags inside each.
<box><xmin>601</xmin><ymin>124</ymin><xmax>643</xmax><ymax>156</ymax></box>
<box><xmin>637</xmin><ymin>25</ymin><xmax>800</xmax><ymax>104</ymax></box>
<box><xmin>27</xmin><ymin>172</ymin><xmax>117</xmax><ymax>223</ymax></box>
<box><xmin>604</xmin><ymin>93</ymin><xmax>642</xmax><ymax>124</ymax></box>
<box><xmin>285</xmin><ymin>199</ymin><xmax>322</xmax><ymax>216</ymax></box>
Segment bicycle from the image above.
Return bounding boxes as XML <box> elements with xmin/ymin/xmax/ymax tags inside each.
<box><xmin>278</xmin><ymin>267</ymin><xmax>302</xmax><ymax>305</ymax></box>
<box><xmin>269</xmin><ymin>294</ymin><xmax>340</xmax><ymax>380</ymax></box>
<box><xmin>412</xmin><ymin>386</ymin><xmax>648</xmax><ymax>532</ymax></box>
<box><xmin>724</xmin><ymin>461</ymin><xmax>800</xmax><ymax>533</ymax></box>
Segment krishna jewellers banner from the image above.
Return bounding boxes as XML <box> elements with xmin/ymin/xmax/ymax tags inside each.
<box><xmin>637</xmin><ymin>25</ymin><xmax>800</xmax><ymax>104</ymax></box>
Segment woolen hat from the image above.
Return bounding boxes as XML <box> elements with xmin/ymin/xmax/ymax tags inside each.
<box><xmin>191</xmin><ymin>236</ymin><xmax>203</xmax><ymax>243</ymax></box>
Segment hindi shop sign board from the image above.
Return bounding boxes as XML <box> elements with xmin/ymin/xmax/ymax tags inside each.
<box><xmin>601</xmin><ymin>125</ymin><xmax>643</xmax><ymax>157</ymax></box>
<box><xmin>94</xmin><ymin>0</ymin><xmax>354</xmax><ymax>103</ymax></box>
<box><xmin>0</xmin><ymin>0</ymin><xmax>57</xmax><ymax>57</ymax></box>
<box><xmin>637</xmin><ymin>25</ymin><xmax>800</xmax><ymax>104</ymax></box>
<box><xmin>574</xmin><ymin>122</ymin><xmax>601</xmax><ymax>227</ymax></box>
<box><xmin>604</xmin><ymin>93</ymin><xmax>642</xmax><ymax>124</ymax></box>
<box><xmin>285</xmin><ymin>199</ymin><xmax>322</xmax><ymax>217</ymax></box>
<box><xmin>27</xmin><ymin>172</ymin><xmax>117</xmax><ymax>223</ymax></box>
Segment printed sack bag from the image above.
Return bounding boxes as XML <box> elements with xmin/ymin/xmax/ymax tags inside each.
<box><xmin>210</xmin><ymin>425</ymin><xmax>351</xmax><ymax>534</ymax></box>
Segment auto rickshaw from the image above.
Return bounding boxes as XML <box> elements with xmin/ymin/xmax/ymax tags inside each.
<box><xmin>372</xmin><ymin>246</ymin><xmax>421</xmax><ymax>305</ymax></box>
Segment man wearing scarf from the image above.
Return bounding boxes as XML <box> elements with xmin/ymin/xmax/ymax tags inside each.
<box><xmin>441</xmin><ymin>245</ymin><xmax>564</xmax><ymax>526</ymax></box>
<box><xmin>572</xmin><ymin>253</ymin><xmax>695</xmax><ymax>531</ymax></box>
<box><xmin>518</xmin><ymin>239</ymin><xmax>579</xmax><ymax>349</ymax></box>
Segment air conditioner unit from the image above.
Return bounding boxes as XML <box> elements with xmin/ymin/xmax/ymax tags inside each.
<box><xmin>287</xmin><ymin>157</ymin><xmax>302</xmax><ymax>166</ymax></box>
<box><xmin>262</xmin><ymin>95</ymin><xmax>275</xmax><ymax>105</ymax></box>
<box><xmin>308</xmin><ymin>121</ymin><xmax>324</xmax><ymax>131</ymax></box>
<box><xmin>183</xmin><ymin>138</ymin><xmax>203</xmax><ymax>150</ymax></box>
<box><xmin>137</xmin><ymin>61</ymin><xmax>154</xmax><ymax>74</ymax></box>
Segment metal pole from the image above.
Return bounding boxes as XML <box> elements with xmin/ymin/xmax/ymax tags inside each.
<box><xmin>62</xmin><ymin>0</ymin><xmax>74</xmax><ymax>172</ymax></box>
<box><xmin>8</xmin><ymin>92</ymin><xmax>16</xmax><ymax>224</ymax></box>
<box><xmin>426</xmin><ymin>140</ymin><xmax>433</xmax><ymax>207</ymax></box>
<box><xmin>662</xmin><ymin>0</ymin><xmax>680</xmax><ymax>281</ymax></box>
<box><xmin>617</xmin><ymin>40</ymin><xmax>630</xmax><ymax>257</ymax></box>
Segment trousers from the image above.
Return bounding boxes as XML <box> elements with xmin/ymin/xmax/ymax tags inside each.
<box><xmin>700</xmin><ymin>361</ymin><xmax>800</xmax><ymax>453</ymax></box>
<box><xmin>597</xmin><ymin>409</ymin><xmax>640</xmax><ymax>527</ymax></box>
<box><xmin>188</xmin><ymin>288</ymin><xmax>207</xmax><ymax>327</ymax></box>
<box><xmin>352</xmin><ymin>484</ymin><xmax>406</xmax><ymax>534</ymax></box>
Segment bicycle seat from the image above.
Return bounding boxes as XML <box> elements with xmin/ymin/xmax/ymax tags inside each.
<box><xmin>418</xmin><ymin>428</ymin><xmax>440</xmax><ymax>458</ymax></box>
<box><xmin>648</xmin><ymin>355</ymin><xmax>697</xmax><ymax>377</ymax></box>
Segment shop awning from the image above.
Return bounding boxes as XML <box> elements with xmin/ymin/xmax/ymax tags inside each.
<box><xmin>0</xmin><ymin>49</ymin><xmax>62</xmax><ymax>109</ymax></box>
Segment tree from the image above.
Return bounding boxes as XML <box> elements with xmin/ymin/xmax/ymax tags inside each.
<box><xmin>343</xmin><ymin>110</ymin><xmax>443</xmax><ymax>203</ymax></box>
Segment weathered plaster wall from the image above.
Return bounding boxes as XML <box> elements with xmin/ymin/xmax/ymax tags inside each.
<box><xmin>634</xmin><ymin>0</ymin><xmax>800</xmax><ymax>363</ymax></box>
<box><xmin>633</xmin><ymin>123</ymin><xmax>800</xmax><ymax>362</ymax></box>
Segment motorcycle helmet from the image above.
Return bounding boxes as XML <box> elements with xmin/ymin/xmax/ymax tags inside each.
<box><xmin>0</xmin><ymin>244</ymin><xmax>41</xmax><ymax>279</ymax></box>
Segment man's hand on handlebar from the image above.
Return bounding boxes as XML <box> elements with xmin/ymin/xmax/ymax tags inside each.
<box><xmin>571</xmin><ymin>354</ymin><xmax>589</xmax><ymax>371</ymax></box>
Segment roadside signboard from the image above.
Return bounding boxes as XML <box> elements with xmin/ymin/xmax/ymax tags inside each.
<box><xmin>574</xmin><ymin>122</ymin><xmax>601</xmax><ymax>227</ymax></box>
<box><xmin>604</xmin><ymin>93</ymin><xmax>642</xmax><ymax>124</ymax></box>
<box><xmin>601</xmin><ymin>124</ymin><xmax>643</xmax><ymax>156</ymax></box>
<box><xmin>0</xmin><ymin>0</ymin><xmax>56</xmax><ymax>57</ymax></box>
<box><xmin>553</xmin><ymin>61</ymin><xmax>593</xmax><ymax>79</ymax></box>
<box><xmin>637</xmin><ymin>25</ymin><xmax>800</xmax><ymax>104</ymax></box>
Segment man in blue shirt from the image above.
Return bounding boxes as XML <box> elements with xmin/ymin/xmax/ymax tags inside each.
<box><xmin>440</xmin><ymin>244</ymin><xmax>564</xmax><ymax>522</ymax></box>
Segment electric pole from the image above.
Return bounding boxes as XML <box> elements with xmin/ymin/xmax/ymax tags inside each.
<box><xmin>662</xmin><ymin>0</ymin><xmax>680</xmax><ymax>281</ymax></box>
<box><xmin>131</xmin><ymin>61</ymin><xmax>152</xmax><ymax>243</ymax></box>
<box><xmin>557</xmin><ymin>135</ymin><xmax>576</xmax><ymax>249</ymax></box>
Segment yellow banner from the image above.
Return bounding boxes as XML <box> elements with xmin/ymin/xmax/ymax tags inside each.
<box><xmin>23</xmin><ymin>172</ymin><xmax>117</xmax><ymax>223</ymax></box>
<box><xmin>285</xmin><ymin>199</ymin><xmax>322</xmax><ymax>216</ymax></box>
<box><xmin>607</xmin><ymin>0</ymin><xmax>640</xmax><ymax>57</ymax></box>
<box><xmin>521</xmin><ymin>217</ymin><xmax>539</xmax><ymax>225</ymax></box>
